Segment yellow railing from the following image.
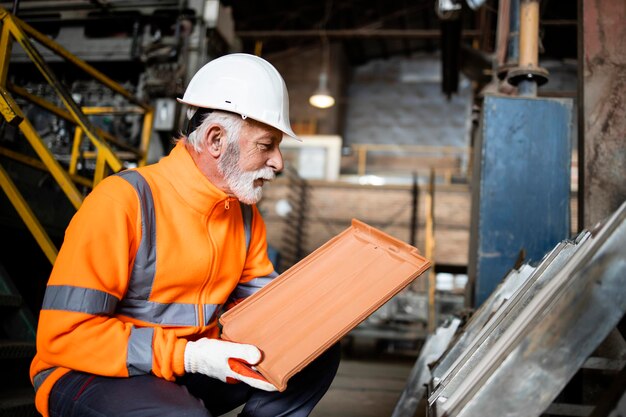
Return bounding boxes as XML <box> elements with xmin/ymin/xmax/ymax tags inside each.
<box><xmin>0</xmin><ymin>7</ymin><xmax>154</xmax><ymax>263</ymax></box>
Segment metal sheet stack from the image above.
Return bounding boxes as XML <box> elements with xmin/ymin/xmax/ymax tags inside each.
<box><xmin>394</xmin><ymin>201</ymin><xmax>626</xmax><ymax>417</ymax></box>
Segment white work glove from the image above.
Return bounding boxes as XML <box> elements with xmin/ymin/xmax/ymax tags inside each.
<box><xmin>184</xmin><ymin>338</ymin><xmax>277</xmax><ymax>392</ymax></box>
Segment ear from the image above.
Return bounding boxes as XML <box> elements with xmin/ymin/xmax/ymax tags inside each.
<box><xmin>204</xmin><ymin>125</ymin><xmax>225</xmax><ymax>158</ymax></box>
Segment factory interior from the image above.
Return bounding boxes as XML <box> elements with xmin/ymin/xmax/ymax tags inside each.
<box><xmin>0</xmin><ymin>0</ymin><xmax>624</xmax><ymax>416</ymax></box>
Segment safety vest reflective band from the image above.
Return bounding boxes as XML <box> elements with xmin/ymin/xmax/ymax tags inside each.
<box><xmin>36</xmin><ymin>169</ymin><xmax>261</xmax><ymax>386</ymax></box>
<box><xmin>33</xmin><ymin>367</ymin><xmax>56</xmax><ymax>392</ymax></box>
<box><xmin>33</xmin><ymin>329</ymin><xmax>155</xmax><ymax>389</ymax></box>
<box><xmin>114</xmin><ymin>170</ymin><xmax>225</xmax><ymax>327</ymax></box>
<box><xmin>40</xmin><ymin>285</ymin><xmax>219</xmax><ymax>327</ymax></box>
<box><xmin>116</xmin><ymin>170</ymin><xmax>157</xmax><ymax>300</ymax></box>
<box><xmin>42</xmin><ymin>285</ymin><xmax>118</xmax><ymax>315</ymax></box>
<box><xmin>127</xmin><ymin>327</ymin><xmax>154</xmax><ymax>376</ymax></box>
<box><xmin>40</xmin><ymin>285</ymin><xmax>154</xmax><ymax>377</ymax></box>
<box><xmin>230</xmin><ymin>271</ymin><xmax>279</xmax><ymax>299</ymax></box>
<box><xmin>39</xmin><ymin>170</ymin><xmax>227</xmax><ymax>327</ymax></box>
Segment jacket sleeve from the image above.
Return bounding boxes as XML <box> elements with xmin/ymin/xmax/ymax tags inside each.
<box><xmin>35</xmin><ymin>176</ymin><xmax>187</xmax><ymax>381</ymax></box>
<box><xmin>228</xmin><ymin>204</ymin><xmax>278</xmax><ymax>304</ymax></box>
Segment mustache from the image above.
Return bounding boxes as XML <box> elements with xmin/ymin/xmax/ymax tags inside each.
<box><xmin>254</xmin><ymin>167</ymin><xmax>276</xmax><ymax>181</ymax></box>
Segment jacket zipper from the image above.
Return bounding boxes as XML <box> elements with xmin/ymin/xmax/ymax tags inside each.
<box><xmin>198</xmin><ymin>197</ymin><xmax>233</xmax><ymax>327</ymax></box>
<box><xmin>197</xmin><ymin>201</ymin><xmax>219</xmax><ymax>327</ymax></box>
<box><xmin>224</xmin><ymin>197</ymin><xmax>236</xmax><ymax>210</ymax></box>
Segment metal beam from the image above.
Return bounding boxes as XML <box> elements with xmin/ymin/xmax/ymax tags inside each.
<box><xmin>0</xmin><ymin>146</ymin><xmax>93</xmax><ymax>188</ymax></box>
<box><xmin>9</xmin><ymin>9</ymin><xmax>150</xmax><ymax>110</ymax></box>
<box><xmin>3</xmin><ymin>10</ymin><xmax>124</xmax><ymax>178</ymax></box>
<box><xmin>0</xmin><ymin>11</ymin><xmax>12</xmax><ymax>85</ymax></box>
<box><xmin>18</xmin><ymin>117</ymin><xmax>84</xmax><ymax>209</ymax></box>
<box><xmin>236</xmin><ymin>29</ymin><xmax>482</xmax><ymax>39</ymax></box>
<box><xmin>580</xmin><ymin>0</ymin><xmax>626</xmax><ymax>227</ymax></box>
<box><xmin>0</xmin><ymin>164</ymin><xmax>58</xmax><ymax>264</ymax></box>
<box><xmin>8</xmin><ymin>83</ymin><xmax>142</xmax><ymax>156</ymax></box>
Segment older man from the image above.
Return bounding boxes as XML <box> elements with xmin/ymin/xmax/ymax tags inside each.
<box><xmin>30</xmin><ymin>54</ymin><xmax>340</xmax><ymax>417</ymax></box>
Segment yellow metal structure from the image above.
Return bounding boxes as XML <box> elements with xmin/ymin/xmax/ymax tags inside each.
<box><xmin>0</xmin><ymin>164</ymin><xmax>57</xmax><ymax>263</ymax></box>
<box><xmin>425</xmin><ymin>169</ymin><xmax>436</xmax><ymax>333</ymax></box>
<box><xmin>0</xmin><ymin>7</ymin><xmax>154</xmax><ymax>264</ymax></box>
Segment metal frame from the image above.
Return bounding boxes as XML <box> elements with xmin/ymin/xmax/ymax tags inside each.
<box><xmin>0</xmin><ymin>7</ymin><xmax>154</xmax><ymax>263</ymax></box>
<box><xmin>431</xmin><ymin>202</ymin><xmax>626</xmax><ymax>416</ymax></box>
<box><xmin>429</xmin><ymin>233</ymin><xmax>590</xmax><ymax>408</ymax></box>
<box><xmin>430</xmin><ymin>262</ymin><xmax>536</xmax><ymax>385</ymax></box>
<box><xmin>387</xmin><ymin>236</ymin><xmax>583</xmax><ymax>417</ymax></box>
<box><xmin>0</xmin><ymin>163</ymin><xmax>57</xmax><ymax>263</ymax></box>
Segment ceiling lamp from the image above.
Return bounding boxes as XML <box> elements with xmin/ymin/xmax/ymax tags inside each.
<box><xmin>309</xmin><ymin>72</ymin><xmax>335</xmax><ymax>109</ymax></box>
<box><xmin>309</xmin><ymin>11</ymin><xmax>335</xmax><ymax>110</ymax></box>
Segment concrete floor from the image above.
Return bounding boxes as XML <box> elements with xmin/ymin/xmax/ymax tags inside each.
<box><xmin>223</xmin><ymin>355</ymin><xmax>415</xmax><ymax>417</ymax></box>
<box><xmin>311</xmin><ymin>358</ymin><xmax>414</xmax><ymax>417</ymax></box>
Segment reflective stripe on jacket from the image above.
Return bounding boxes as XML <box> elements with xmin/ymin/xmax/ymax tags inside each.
<box><xmin>30</xmin><ymin>141</ymin><xmax>277</xmax><ymax>417</ymax></box>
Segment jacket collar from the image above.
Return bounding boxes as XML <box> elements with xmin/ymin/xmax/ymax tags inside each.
<box><xmin>159</xmin><ymin>141</ymin><xmax>235</xmax><ymax>215</ymax></box>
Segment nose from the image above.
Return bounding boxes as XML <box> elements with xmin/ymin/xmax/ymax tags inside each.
<box><xmin>267</xmin><ymin>146</ymin><xmax>284</xmax><ymax>173</ymax></box>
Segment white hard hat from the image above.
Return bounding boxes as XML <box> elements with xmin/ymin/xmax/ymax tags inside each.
<box><xmin>178</xmin><ymin>53</ymin><xmax>300</xmax><ymax>141</ymax></box>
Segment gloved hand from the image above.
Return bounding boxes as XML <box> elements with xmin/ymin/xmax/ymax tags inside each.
<box><xmin>184</xmin><ymin>338</ymin><xmax>277</xmax><ymax>392</ymax></box>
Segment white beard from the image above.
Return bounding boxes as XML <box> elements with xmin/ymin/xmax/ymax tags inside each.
<box><xmin>218</xmin><ymin>140</ymin><xmax>275</xmax><ymax>204</ymax></box>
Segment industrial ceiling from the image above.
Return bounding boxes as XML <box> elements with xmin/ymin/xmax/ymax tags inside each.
<box><xmin>3</xmin><ymin>0</ymin><xmax>577</xmax><ymax>66</ymax></box>
<box><xmin>227</xmin><ymin>0</ymin><xmax>577</xmax><ymax>64</ymax></box>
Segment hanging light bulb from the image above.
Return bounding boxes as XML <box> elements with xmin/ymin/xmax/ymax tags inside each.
<box><xmin>309</xmin><ymin>72</ymin><xmax>335</xmax><ymax>109</ymax></box>
<box><xmin>309</xmin><ymin>26</ymin><xmax>335</xmax><ymax>109</ymax></box>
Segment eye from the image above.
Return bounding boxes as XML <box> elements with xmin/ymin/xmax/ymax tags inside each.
<box><xmin>258</xmin><ymin>143</ymin><xmax>272</xmax><ymax>151</ymax></box>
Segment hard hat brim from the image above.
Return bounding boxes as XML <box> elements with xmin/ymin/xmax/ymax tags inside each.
<box><xmin>176</xmin><ymin>98</ymin><xmax>301</xmax><ymax>142</ymax></box>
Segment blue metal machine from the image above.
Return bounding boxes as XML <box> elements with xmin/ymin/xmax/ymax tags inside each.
<box><xmin>469</xmin><ymin>95</ymin><xmax>573</xmax><ymax>306</ymax></box>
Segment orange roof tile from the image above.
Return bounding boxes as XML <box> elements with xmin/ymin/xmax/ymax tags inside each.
<box><xmin>220</xmin><ymin>219</ymin><xmax>431</xmax><ymax>391</ymax></box>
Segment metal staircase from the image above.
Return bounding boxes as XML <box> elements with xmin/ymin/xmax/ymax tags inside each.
<box><xmin>0</xmin><ymin>7</ymin><xmax>155</xmax><ymax>415</ymax></box>
<box><xmin>0</xmin><ymin>6</ymin><xmax>154</xmax><ymax>264</ymax></box>
<box><xmin>0</xmin><ymin>262</ymin><xmax>37</xmax><ymax>417</ymax></box>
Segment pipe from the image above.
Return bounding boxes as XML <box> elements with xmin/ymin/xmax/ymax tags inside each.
<box><xmin>507</xmin><ymin>0</ymin><xmax>520</xmax><ymax>65</ymax></box>
<box><xmin>517</xmin><ymin>0</ymin><xmax>540</xmax><ymax>95</ymax></box>
<box><xmin>519</xmin><ymin>0</ymin><xmax>540</xmax><ymax>69</ymax></box>
<box><xmin>237</xmin><ymin>29</ymin><xmax>481</xmax><ymax>39</ymax></box>
<box><xmin>495</xmin><ymin>0</ymin><xmax>511</xmax><ymax>68</ymax></box>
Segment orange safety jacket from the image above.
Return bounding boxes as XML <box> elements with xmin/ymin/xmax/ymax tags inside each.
<box><xmin>30</xmin><ymin>141</ymin><xmax>277</xmax><ymax>417</ymax></box>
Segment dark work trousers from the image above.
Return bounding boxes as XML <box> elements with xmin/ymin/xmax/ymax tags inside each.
<box><xmin>48</xmin><ymin>344</ymin><xmax>340</xmax><ymax>417</ymax></box>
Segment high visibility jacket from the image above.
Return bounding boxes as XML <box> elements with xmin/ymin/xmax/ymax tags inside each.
<box><xmin>30</xmin><ymin>141</ymin><xmax>277</xmax><ymax>417</ymax></box>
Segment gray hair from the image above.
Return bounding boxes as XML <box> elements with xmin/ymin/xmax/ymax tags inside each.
<box><xmin>186</xmin><ymin>109</ymin><xmax>244</xmax><ymax>152</ymax></box>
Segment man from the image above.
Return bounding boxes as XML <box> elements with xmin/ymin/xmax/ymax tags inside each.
<box><xmin>30</xmin><ymin>53</ymin><xmax>340</xmax><ymax>417</ymax></box>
